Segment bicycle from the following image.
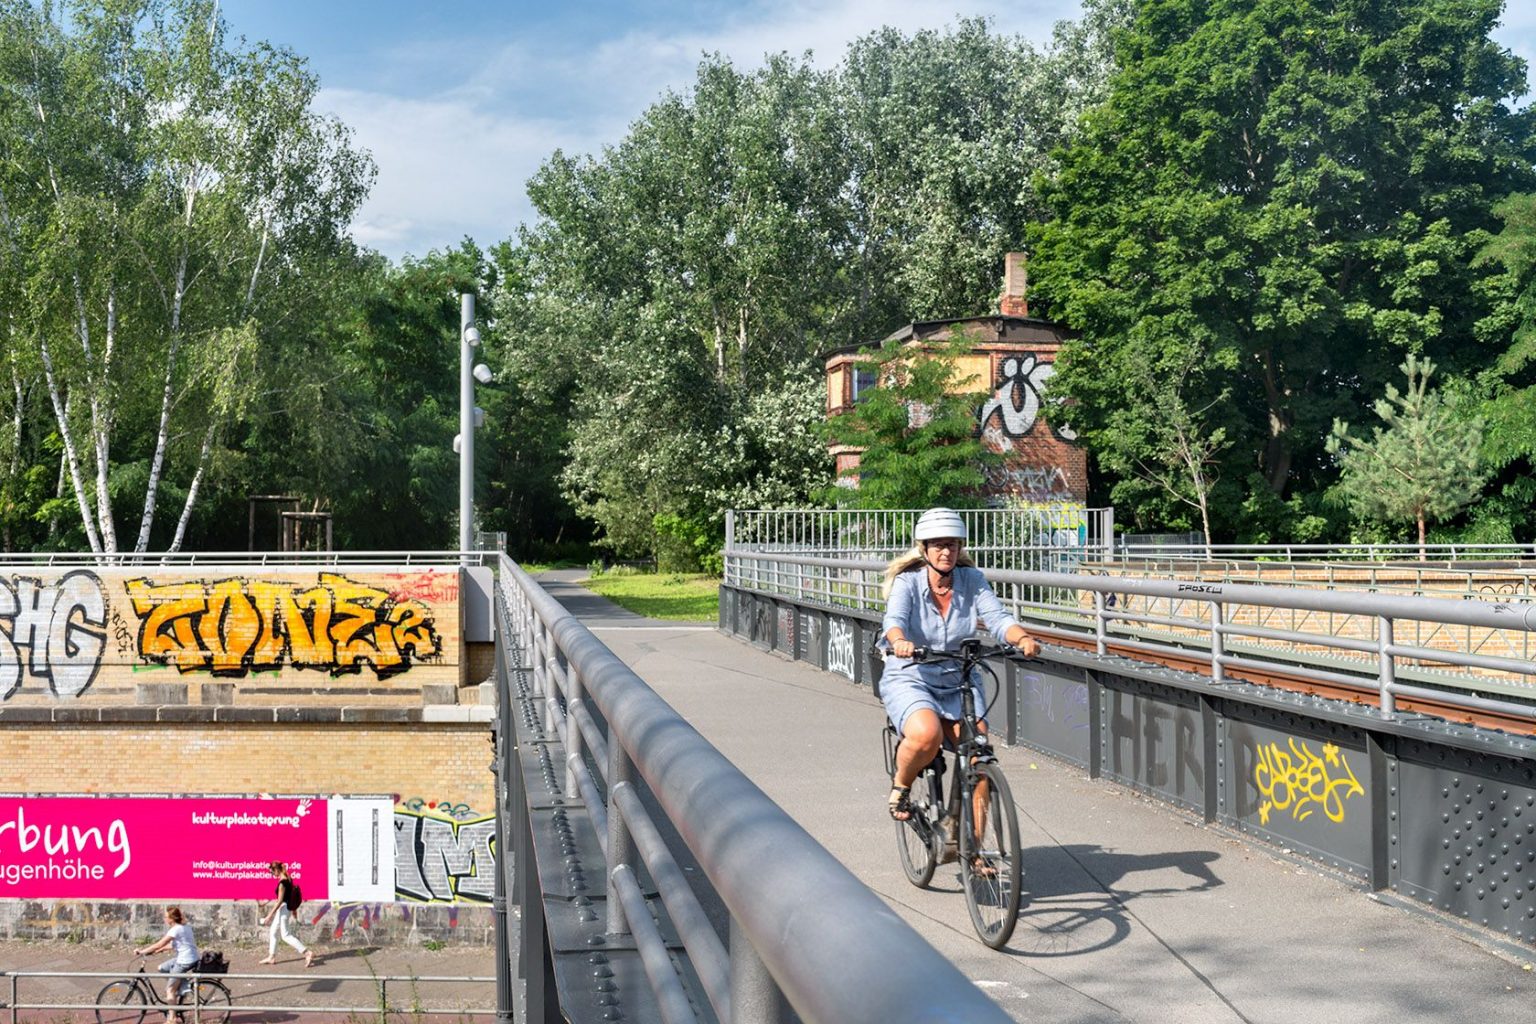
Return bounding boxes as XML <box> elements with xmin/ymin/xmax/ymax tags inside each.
<box><xmin>882</xmin><ymin>636</ymin><xmax>1024</xmax><ymax>949</ymax></box>
<box><xmin>95</xmin><ymin>959</ymin><xmax>232</xmax><ymax>1024</ymax></box>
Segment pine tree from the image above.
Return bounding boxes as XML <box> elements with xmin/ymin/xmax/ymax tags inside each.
<box><xmin>1326</xmin><ymin>357</ymin><xmax>1487</xmax><ymax>557</ymax></box>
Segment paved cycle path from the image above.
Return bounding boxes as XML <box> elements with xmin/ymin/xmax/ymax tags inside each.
<box><xmin>537</xmin><ymin>570</ymin><xmax>1536</xmax><ymax>1024</ymax></box>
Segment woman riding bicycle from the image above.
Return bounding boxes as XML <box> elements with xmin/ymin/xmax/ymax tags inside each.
<box><xmin>881</xmin><ymin>507</ymin><xmax>1039</xmax><ymax>822</ymax></box>
<box><xmin>134</xmin><ymin>906</ymin><xmax>199</xmax><ymax>1021</ymax></box>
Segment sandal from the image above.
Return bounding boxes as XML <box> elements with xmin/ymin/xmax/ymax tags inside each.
<box><xmin>888</xmin><ymin>785</ymin><xmax>913</xmax><ymax>821</ymax></box>
<box><xmin>968</xmin><ymin>854</ymin><xmax>999</xmax><ymax>879</ymax></box>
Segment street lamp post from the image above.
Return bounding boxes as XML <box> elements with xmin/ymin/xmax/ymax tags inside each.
<box><xmin>457</xmin><ymin>293</ymin><xmax>492</xmax><ymax>556</ymax></box>
<box><xmin>459</xmin><ymin>294</ymin><xmax>477</xmax><ymax>555</ymax></box>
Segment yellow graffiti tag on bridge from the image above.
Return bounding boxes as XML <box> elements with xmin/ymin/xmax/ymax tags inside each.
<box><xmin>125</xmin><ymin>573</ymin><xmax>441</xmax><ymax>677</ymax></box>
<box><xmin>1254</xmin><ymin>739</ymin><xmax>1363</xmax><ymax>825</ymax></box>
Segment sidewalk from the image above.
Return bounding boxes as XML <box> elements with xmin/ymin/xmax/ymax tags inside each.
<box><xmin>0</xmin><ymin>938</ymin><xmax>499</xmax><ymax>1022</ymax></box>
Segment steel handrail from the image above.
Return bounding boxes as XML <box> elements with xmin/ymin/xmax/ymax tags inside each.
<box><xmin>723</xmin><ymin>550</ymin><xmax>1536</xmax><ymax>721</ymax></box>
<box><xmin>499</xmin><ymin>556</ymin><xmax>1011</xmax><ymax>1024</ymax></box>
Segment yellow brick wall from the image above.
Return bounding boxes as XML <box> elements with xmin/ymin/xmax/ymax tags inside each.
<box><xmin>0</xmin><ymin>722</ymin><xmax>493</xmax><ymax>814</ymax></box>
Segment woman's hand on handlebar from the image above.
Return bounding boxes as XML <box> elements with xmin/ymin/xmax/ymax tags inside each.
<box><xmin>891</xmin><ymin>637</ymin><xmax>916</xmax><ymax>659</ymax></box>
<box><xmin>1009</xmin><ymin>636</ymin><xmax>1041</xmax><ymax>658</ymax></box>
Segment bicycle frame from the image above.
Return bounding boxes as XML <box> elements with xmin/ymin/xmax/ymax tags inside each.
<box><xmin>885</xmin><ymin>636</ymin><xmax>1025</xmax><ymax>947</ymax></box>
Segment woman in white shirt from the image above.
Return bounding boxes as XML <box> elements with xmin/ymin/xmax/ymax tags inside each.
<box><xmin>135</xmin><ymin>906</ymin><xmax>200</xmax><ymax>1018</ymax></box>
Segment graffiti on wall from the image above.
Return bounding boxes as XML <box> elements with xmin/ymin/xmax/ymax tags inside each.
<box><xmin>826</xmin><ymin>618</ymin><xmax>856</xmax><ymax>680</ymax></box>
<box><xmin>978</xmin><ymin>356</ymin><xmax>1077</xmax><ymax>441</ymax></box>
<box><xmin>1254</xmin><ymin>739</ymin><xmax>1363</xmax><ymax>826</ymax></box>
<box><xmin>0</xmin><ymin>572</ymin><xmax>108</xmax><ymax>699</ymax></box>
<box><xmin>989</xmin><ymin>464</ymin><xmax>1073</xmax><ymax>501</ymax></box>
<box><xmin>393</xmin><ymin>804</ymin><xmax>495</xmax><ymax>903</ymax></box>
<box><xmin>125</xmin><ymin>573</ymin><xmax>441</xmax><ymax>678</ymax></box>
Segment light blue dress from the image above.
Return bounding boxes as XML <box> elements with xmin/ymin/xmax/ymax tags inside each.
<box><xmin>879</xmin><ymin>566</ymin><xmax>1022</xmax><ymax>733</ymax></box>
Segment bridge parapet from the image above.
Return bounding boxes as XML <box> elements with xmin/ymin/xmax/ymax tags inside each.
<box><xmin>719</xmin><ymin>552</ymin><xmax>1536</xmax><ymax>950</ymax></box>
<box><xmin>495</xmin><ymin>556</ymin><xmax>1014</xmax><ymax>1023</ymax></box>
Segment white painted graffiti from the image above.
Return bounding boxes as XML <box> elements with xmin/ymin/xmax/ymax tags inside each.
<box><xmin>393</xmin><ymin>811</ymin><xmax>496</xmax><ymax>903</ymax></box>
<box><xmin>0</xmin><ymin>572</ymin><xmax>108</xmax><ymax>700</ymax></box>
<box><xmin>990</xmin><ymin>464</ymin><xmax>1073</xmax><ymax>500</ymax></box>
<box><xmin>827</xmin><ymin>618</ymin><xmax>856</xmax><ymax>680</ymax></box>
<box><xmin>979</xmin><ymin>355</ymin><xmax>1077</xmax><ymax>440</ymax></box>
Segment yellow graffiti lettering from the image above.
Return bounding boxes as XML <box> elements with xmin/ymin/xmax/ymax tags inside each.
<box><xmin>126</xmin><ymin>574</ymin><xmax>441</xmax><ymax>679</ymax></box>
<box><xmin>1253</xmin><ymin>737</ymin><xmax>1363</xmax><ymax>825</ymax></box>
<box><xmin>127</xmin><ymin>580</ymin><xmax>210</xmax><ymax>671</ymax></box>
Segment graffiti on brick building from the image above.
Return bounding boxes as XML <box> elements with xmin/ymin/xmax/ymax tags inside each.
<box><xmin>979</xmin><ymin>355</ymin><xmax>1077</xmax><ymax>441</ymax></box>
<box><xmin>0</xmin><ymin>572</ymin><xmax>108</xmax><ymax>700</ymax></box>
<box><xmin>990</xmin><ymin>464</ymin><xmax>1073</xmax><ymax>501</ymax></box>
<box><xmin>125</xmin><ymin>573</ymin><xmax>441</xmax><ymax>678</ymax></box>
<box><xmin>393</xmin><ymin>805</ymin><xmax>496</xmax><ymax>903</ymax></box>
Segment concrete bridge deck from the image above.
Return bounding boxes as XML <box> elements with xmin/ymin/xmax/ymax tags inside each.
<box><xmin>537</xmin><ymin>570</ymin><xmax>1534</xmax><ymax>1024</ymax></box>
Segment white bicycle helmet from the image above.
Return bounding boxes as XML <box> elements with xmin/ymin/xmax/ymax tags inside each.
<box><xmin>913</xmin><ymin>507</ymin><xmax>967</xmax><ymax>543</ymax></box>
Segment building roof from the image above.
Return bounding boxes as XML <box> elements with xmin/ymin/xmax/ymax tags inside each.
<box><xmin>820</xmin><ymin>313</ymin><xmax>1076</xmax><ymax>361</ymax></box>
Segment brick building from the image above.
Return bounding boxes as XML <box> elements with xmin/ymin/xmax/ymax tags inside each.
<box><xmin>824</xmin><ymin>253</ymin><xmax>1088</xmax><ymax>504</ymax></box>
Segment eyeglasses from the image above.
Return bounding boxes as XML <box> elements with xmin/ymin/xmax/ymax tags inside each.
<box><xmin>924</xmin><ymin>539</ymin><xmax>962</xmax><ymax>550</ymax></box>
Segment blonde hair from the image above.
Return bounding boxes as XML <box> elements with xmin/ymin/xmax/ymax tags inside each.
<box><xmin>882</xmin><ymin>542</ymin><xmax>975</xmax><ymax>599</ymax></box>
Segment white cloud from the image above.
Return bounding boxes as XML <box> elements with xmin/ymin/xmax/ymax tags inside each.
<box><xmin>327</xmin><ymin>0</ymin><xmax>1536</xmax><ymax>260</ymax></box>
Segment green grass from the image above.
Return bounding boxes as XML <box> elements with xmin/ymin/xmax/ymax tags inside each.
<box><xmin>583</xmin><ymin>572</ymin><xmax>720</xmax><ymax>621</ymax></box>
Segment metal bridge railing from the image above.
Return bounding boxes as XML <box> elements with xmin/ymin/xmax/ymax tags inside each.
<box><xmin>0</xmin><ymin>550</ymin><xmax>489</xmax><ymax>568</ymax></box>
<box><xmin>1115</xmin><ymin>541</ymin><xmax>1536</xmax><ymax>562</ymax></box>
<box><xmin>722</xmin><ymin>550</ymin><xmax>1536</xmax><ymax>722</ymax></box>
<box><xmin>492</xmin><ymin>555</ymin><xmax>1011</xmax><ymax>1024</ymax></box>
<box><xmin>727</xmin><ymin>505</ymin><xmax>1115</xmax><ymax>574</ymax></box>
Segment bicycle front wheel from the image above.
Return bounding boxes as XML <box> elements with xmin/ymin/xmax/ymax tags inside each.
<box><xmin>95</xmin><ymin>980</ymin><xmax>148</xmax><ymax>1024</ymax></box>
<box><xmin>895</xmin><ymin>771</ymin><xmax>940</xmax><ymax>887</ymax></box>
<box><xmin>961</xmin><ymin>761</ymin><xmax>1023</xmax><ymax>949</ymax></box>
<box><xmin>188</xmin><ymin>980</ymin><xmax>232</xmax><ymax>1024</ymax></box>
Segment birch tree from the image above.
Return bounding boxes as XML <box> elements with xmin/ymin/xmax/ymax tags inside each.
<box><xmin>0</xmin><ymin>0</ymin><xmax>372</xmax><ymax>553</ymax></box>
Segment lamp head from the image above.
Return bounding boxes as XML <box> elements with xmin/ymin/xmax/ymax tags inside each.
<box><xmin>463</xmin><ymin>326</ymin><xmax>481</xmax><ymax>347</ymax></box>
<box><xmin>473</xmin><ymin>363</ymin><xmax>493</xmax><ymax>384</ymax></box>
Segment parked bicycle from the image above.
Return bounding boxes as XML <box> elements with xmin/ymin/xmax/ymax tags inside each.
<box><xmin>96</xmin><ymin>959</ymin><xmax>232</xmax><ymax>1024</ymax></box>
<box><xmin>881</xmin><ymin>637</ymin><xmax>1023</xmax><ymax>948</ymax></box>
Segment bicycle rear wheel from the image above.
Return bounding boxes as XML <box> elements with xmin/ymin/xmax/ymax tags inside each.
<box><xmin>960</xmin><ymin>761</ymin><xmax>1023</xmax><ymax>948</ymax></box>
<box><xmin>895</xmin><ymin>768</ymin><xmax>941</xmax><ymax>887</ymax></box>
<box><xmin>95</xmin><ymin>980</ymin><xmax>148</xmax><ymax>1024</ymax></box>
<box><xmin>187</xmin><ymin>980</ymin><xmax>232</xmax><ymax>1024</ymax></box>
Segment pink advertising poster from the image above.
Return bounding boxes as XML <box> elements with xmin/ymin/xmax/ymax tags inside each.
<box><xmin>0</xmin><ymin>796</ymin><xmax>330</xmax><ymax>901</ymax></box>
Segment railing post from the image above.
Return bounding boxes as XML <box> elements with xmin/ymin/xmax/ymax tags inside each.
<box><xmin>605</xmin><ymin>745</ymin><xmax>637</xmax><ymax>936</ymax></box>
<box><xmin>729</xmin><ymin>918</ymin><xmax>792</xmax><ymax>1024</ymax></box>
<box><xmin>1210</xmin><ymin>602</ymin><xmax>1225</xmax><ymax>682</ymax></box>
<box><xmin>1378</xmin><ymin>616</ymin><xmax>1396</xmax><ymax>717</ymax></box>
<box><xmin>564</xmin><ymin>663</ymin><xmax>583</xmax><ymax>800</ymax></box>
<box><xmin>1094</xmin><ymin>591</ymin><xmax>1107</xmax><ymax>656</ymax></box>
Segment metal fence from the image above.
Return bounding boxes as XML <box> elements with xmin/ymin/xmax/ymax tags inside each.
<box><xmin>727</xmin><ymin>505</ymin><xmax>1114</xmax><ymax>574</ymax></box>
<box><xmin>0</xmin><ymin>969</ymin><xmax>494</xmax><ymax>1023</ymax></box>
<box><xmin>1115</xmin><ymin>541</ymin><xmax>1536</xmax><ymax>563</ymax></box>
<box><xmin>493</xmin><ymin>555</ymin><xmax>1012</xmax><ymax>1024</ymax></box>
<box><xmin>722</xmin><ymin>549</ymin><xmax>1536</xmax><ymax>720</ymax></box>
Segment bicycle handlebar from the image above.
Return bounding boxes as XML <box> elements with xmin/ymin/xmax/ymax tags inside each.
<box><xmin>909</xmin><ymin>642</ymin><xmax>1020</xmax><ymax>664</ymax></box>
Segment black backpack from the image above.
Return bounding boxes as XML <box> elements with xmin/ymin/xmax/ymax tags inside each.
<box><xmin>285</xmin><ymin>880</ymin><xmax>302</xmax><ymax>912</ymax></box>
<box><xmin>197</xmin><ymin>951</ymin><xmax>228</xmax><ymax>974</ymax></box>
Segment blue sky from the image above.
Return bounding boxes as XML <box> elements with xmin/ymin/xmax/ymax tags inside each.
<box><xmin>219</xmin><ymin>1</ymin><xmax>1536</xmax><ymax>262</ymax></box>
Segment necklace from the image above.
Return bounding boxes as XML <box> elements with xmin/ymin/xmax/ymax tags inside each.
<box><xmin>931</xmin><ymin>574</ymin><xmax>952</xmax><ymax>595</ymax></box>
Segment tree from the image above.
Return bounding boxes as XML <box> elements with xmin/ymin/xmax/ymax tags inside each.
<box><xmin>820</xmin><ymin>335</ymin><xmax>995</xmax><ymax>509</ymax></box>
<box><xmin>1031</xmin><ymin>0</ymin><xmax>1536</xmax><ymax>538</ymax></box>
<box><xmin>0</xmin><ymin>0</ymin><xmax>373</xmax><ymax>553</ymax></box>
<box><xmin>1326</xmin><ymin>356</ymin><xmax>1488</xmax><ymax>556</ymax></box>
<box><xmin>1096</xmin><ymin>353</ymin><xmax>1231</xmax><ymax>551</ymax></box>
<box><xmin>1468</xmin><ymin>192</ymin><xmax>1536</xmax><ymax>541</ymax></box>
